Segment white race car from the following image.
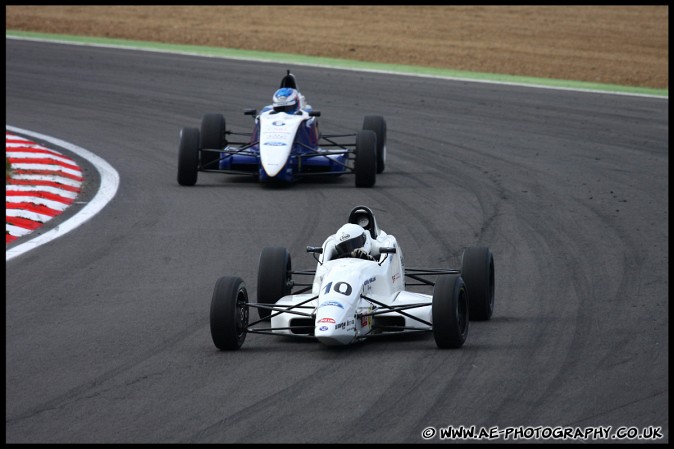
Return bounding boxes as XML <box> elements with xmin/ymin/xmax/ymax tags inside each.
<box><xmin>209</xmin><ymin>206</ymin><xmax>495</xmax><ymax>350</ymax></box>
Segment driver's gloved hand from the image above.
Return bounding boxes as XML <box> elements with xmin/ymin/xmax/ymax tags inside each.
<box><xmin>352</xmin><ymin>248</ymin><xmax>373</xmax><ymax>260</ymax></box>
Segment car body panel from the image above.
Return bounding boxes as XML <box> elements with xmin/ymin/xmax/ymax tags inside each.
<box><xmin>215</xmin><ymin>107</ymin><xmax>350</xmax><ymax>183</ymax></box>
<box><xmin>269</xmin><ymin>232</ymin><xmax>435</xmax><ymax>345</ymax></box>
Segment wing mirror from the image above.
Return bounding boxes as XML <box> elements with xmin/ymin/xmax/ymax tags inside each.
<box><xmin>307</xmin><ymin>246</ymin><xmax>324</xmax><ymax>264</ymax></box>
<box><xmin>378</xmin><ymin>247</ymin><xmax>396</xmax><ymax>265</ymax></box>
<box><xmin>244</xmin><ymin>109</ymin><xmax>257</xmax><ymax>116</ymax></box>
<box><xmin>309</xmin><ymin>111</ymin><xmax>321</xmax><ymax>117</ymax></box>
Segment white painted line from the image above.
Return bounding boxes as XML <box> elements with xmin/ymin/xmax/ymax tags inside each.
<box><xmin>5</xmin><ymin>195</ymin><xmax>70</xmax><ymax>210</ymax></box>
<box><xmin>6</xmin><ymin>126</ymin><xmax>120</xmax><ymax>262</ymax></box>
<box><xmin>6</xmin><ymin>209</ymin><xmax>53</xmax><ymax>223</ymax></box>
<box><xmin>11</xmin><ymin>173</ymin><xmax>83</xmax><ymax>187</ymax></box>
<box><xmin>9</xmin><ymin>162</ymin><xmax>82</xmax><ymax>176</ymax></box>
<box><xmin>6</xmin><ymin>142</ymin><xmax>52</xmax><ymax>150</ymax></box>
<box><xmin>6</xmin><ymin>150</ymin><xmax>78</xmax><ymax>165</ymax></box>
<box><xmin>6</xmin><ymin>224</ymin><xmax>33</xmax><ymax>237</ymax></box>
<box><xmin>6</xmin><ymin>185</ymin><xmax>79</xmax><ymax>199</ymax></box>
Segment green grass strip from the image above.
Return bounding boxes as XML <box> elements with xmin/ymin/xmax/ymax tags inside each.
<box><xmin>6</xmin><ymin>29</ymin><xmax>668</xmax><ymax>97</ymax></box>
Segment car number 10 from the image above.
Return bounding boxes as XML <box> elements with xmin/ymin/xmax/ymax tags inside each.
<box><xmin>323</xmin><ymin>281</ymin><xmax>353</xmax><ymax>296</ymax></box>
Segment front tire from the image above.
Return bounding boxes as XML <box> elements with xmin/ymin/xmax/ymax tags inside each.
<box><xmin>200</xmin><ymin>113</ymin><xmax>226</xmax><ymax>170</ymax></box>
<box><xmin>257</xmin><ymin>247</ymin><xmax>292</xmax><ymax>320</ymax></box>
<box><xmin>363</xmin><ymin>116</ymin><xmax>387</xmax><ymax>174</ymax></box>
<box><xmin>432</xmin><ymin>274</ymin><xmax>469</xmax><ymax>349</ymax></box>
<box><xmin>461</xmin><ymin>247</ymin><xmax>495</xmax><ymax>321</ymax></box>
<box><xmin>354</xmin><ymin>129</ymin><xmax>377</xmax><ymax>188</ymax></box>
<box><xmin>177</xmin><ymin>127</ymin><xmax>200</xmax><ymax>186</ymax></box>
<box><xmin>210</xmin><ymin>276</ymin><xmax>249</xmax><ymax>350</ymax></box>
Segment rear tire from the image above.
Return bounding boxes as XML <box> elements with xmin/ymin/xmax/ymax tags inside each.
<box><xmin>363</xmin><ymin>116</ymin><xmax>387</xmax><ymax>174</ymax></box>
<box><xmin>200</xmin><ymin>113</ymin><xmax>226</xmax><ymax>170</ymax></box>
<box><xmin>210</xmin><ymin>276</ymin><xmax>249</xmax><ymax>350</ymax></box>
<box><xmin>432</xmin><ymin>274</ymin><xmax>469</xmax><ymax>349</ymax></box>
<box><xmin>177</xmin><ymin>127</ymin><xmax>200</xmax><ymax>186</ymax></box>
<box><xmin>354</xmin><ymin>130</ymin><xmax>377</xmax><ymax>188</ymax></box>
<box><xmin>461</xmin><ymin>247</ymin><xmax>495</xmax><ymax>321</ymax></box>
<box><xmin>257</xmin><ymin>247</ymin><xmax>292</xmax><ymax>320</ymax></box>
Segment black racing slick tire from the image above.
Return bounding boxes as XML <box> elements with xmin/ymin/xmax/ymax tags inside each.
<box><xmin>354</xmin><ymin>129</ymin><xmax>377</xmax><ymax>188</ymax></box>
<box><xmin>210</xmin><ymin>276</ymin><xmax>249</xmax><ymax>350</ymax></box>
<box><xmin>432</xmin><ymin>274</ymin><xmax>469</xmax><ymax>349</ymax></box>
<box><xmin>362</xmin><ymin>115</ymin><xmax>387</xmax><ymax>174</ymax></box>
<box><xmin>177</xmin><ymin>127</ymin><xmax>200</xmax><ymax>186</ymax></box>
<box><xmin>257</xmin><ymin>247</ymin><xmax>292</xmax><ymax>321</ymax></box>
<box><xmin>461</xmin><ymin>247</ymin><xmax>495</xmax><ymax>321</ymax></box>
<box><xmin>200</xmin><ymin>113</ymin><xmax>226</xmax><ymax>170</ymax></box>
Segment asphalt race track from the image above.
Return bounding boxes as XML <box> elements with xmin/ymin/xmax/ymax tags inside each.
<box><xmin>5</xmin><ymin>39</ymin><xmax>668</xmax><ymax>443</ymax></box>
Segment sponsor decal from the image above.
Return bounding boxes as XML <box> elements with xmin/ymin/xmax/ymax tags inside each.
<box><xmin>319</xmin><ymin>301</ymin><xmax>344</xmax><ymax>309</ymax></box>
<box><xmin>334</xmin><ymin>319</ymin><xmax>355</xmax><ymax>331</ymax></box>
<box><xmin>263</xmin><ymin>141</ymin><xmax>286</xmax><ymax>146</ymax></box>
<box><xmin>392</xmin><ymin>272</ymin><xmax>401</xmax><ymax>283</ymax></box>
<box><xmin>318</xmin><ymin>317</ymin><xmax>336</xmax><ymax>323</ymax></box>
<box><xmin>272</xmin><ymin>121</ymin><xmax>286</xmax><ymax>127</ymax></box>
<box><xmin>264</xmin><ymin>133</ymin><xmax>292</xmax><ymax>139</ymax></box>
<box><xmin>319</xmin><ymin>326</ymin><xmax>328</xmax><ymax>331</ymax></box>
<box><xmin>363</xmin><ymin>276</ymin><xmax>376</xmax><ymax>292</ymax></box>
<box><xmin>360</xmin><ymin>307</ymin><xmax>373</xmax><ymax>328</ymax></box>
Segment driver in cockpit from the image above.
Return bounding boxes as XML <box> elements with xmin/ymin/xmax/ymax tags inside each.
<box><xmin>333</xmin><ymin>223</ymin><xmax>375</xmax><ymax>261</ymax></box>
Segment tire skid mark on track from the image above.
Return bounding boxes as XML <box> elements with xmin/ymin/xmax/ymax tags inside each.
<box><xmin>344</xmin><ymin>347</ymin><xmax>479</xmax><ymax>441</ymax></box>
<box><xmin>369</xmin><ymin>186</ymin><xmax>463</xmax><ymax>264</ymax></box>
<box><xmin>377</xmin><ymin>134</ymin><xmax>506</xmax><ymax>260</ymax></box>
<box><xmin>5</xmin><ymin>317</ymin><xmax>208</xmax><ymax>426</ymax></box>
<box><xmin>188</xmin><ymin>362</ymin><xmax>338</xmax><ymax>442</ymax></box>
<box><xmin>375</xmin><ymin>127</ymin><xmax>595</xmax><ymax>426</ymax></box>
<box><xmin>511</xmin><ymin>183</ymin><xmax>658</xmax><ymax>425</ymax></box>
<box><xmin>287</xmin><ymin>189</ymin><xmax>323</xmax><ymax>252</ymax></box>
<box><xmin>455</xmin><ymin>163</ymin><xmax>583</xmax><ymax>421</ymax></box>
<box><xmin>5</xmin><ymin>131</ymin><xmax>83</xmax><ymax>244</ymax></box>
<box><xmin>433</xmin><ymin>147</ymin><xmax>650</xmax><ymax>426</ymax></box>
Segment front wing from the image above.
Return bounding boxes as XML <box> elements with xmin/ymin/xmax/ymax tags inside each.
<box><xmin>243</xmin><ymin>267</ymin><xmax>460</xmax><ymax>341</ymax></box>
<box><xmin>198</xmin><ymin>133</ymin><xmax>359</xmax><ymax>178</ymax></box>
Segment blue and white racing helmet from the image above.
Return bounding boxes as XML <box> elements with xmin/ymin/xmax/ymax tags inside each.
<box><xmin>272</xmin><ymin>88</ymin><xmax>300</xmax><ymax>114</ymax></box>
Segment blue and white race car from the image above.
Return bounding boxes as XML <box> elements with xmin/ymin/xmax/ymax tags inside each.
<box><xmin>177</xmin><ymin>71</ymin><xmax>386</xmax><ymax>187</ymax></box>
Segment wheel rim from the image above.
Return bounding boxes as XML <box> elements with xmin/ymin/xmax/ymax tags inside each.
<box><xmin>488</xmin><ymin>258</ymin><xmax>495</xmax><ymax>314</ymax></box>
<box><xmin>457</xmin><ymin>287</ymin><xmax>468</xmax><ymax>336</ymax></box>
<box><xmin>236</xmin><ymin>288</ymin><xmax>249</xmax><ymax>339</ymax></box>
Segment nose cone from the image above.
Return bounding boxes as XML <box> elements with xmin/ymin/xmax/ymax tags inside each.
<box><xmin>260</xmin><ymin>147</ymin><xmax>289</xmax><ymax>177</ymax></box>
<box><xmin>261</xmin><ymin>161</ymin><xmax>284</xmax><ymax>178</ymax></box>
<box><xmin>315</xmin><ymin>307</ymin><xmax>356</xmax><ymax>346</ymax></box>
<box><xmin>315</xmin><ymin>325</ymin><xmax>355</xmax><ymax>346</ymax></box>
<box><xmin>259</xmin><ymin>113</ymin><xmax>298</xmax><ymax>178</ymax></box>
